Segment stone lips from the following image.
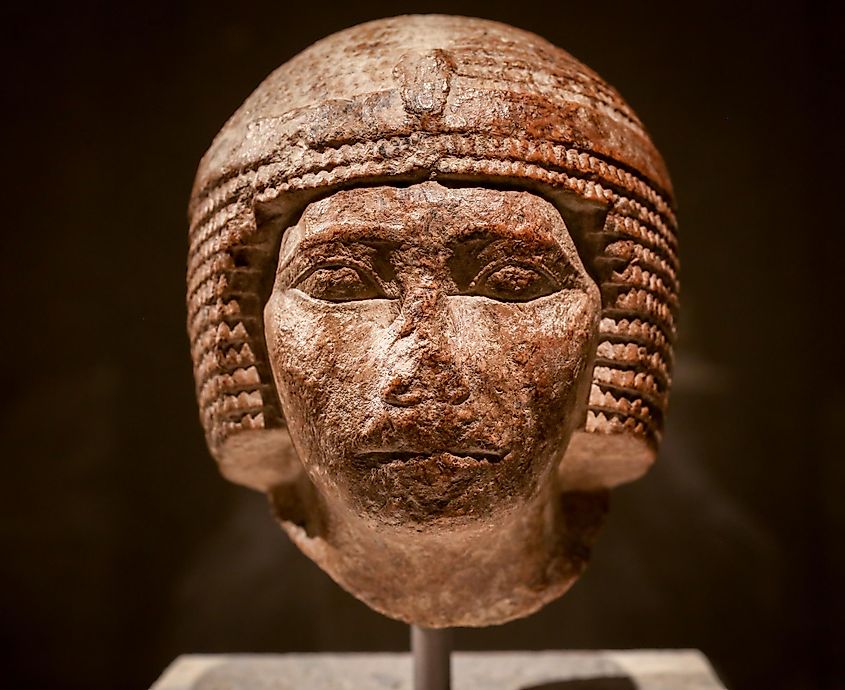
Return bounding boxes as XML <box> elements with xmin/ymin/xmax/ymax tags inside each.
<box><xmin>186</xmin><ymin>15</ymin><xmax>679</xmax><ymax>491</ymax></box>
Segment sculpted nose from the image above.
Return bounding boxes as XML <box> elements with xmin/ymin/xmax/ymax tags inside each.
<box><xmin>381</xmin><ymin>288</ymin><xmax>470</xmax><ymax>407</ymax></box>
<box><xmin>381</xmin><ymin>350</ymin><xmax>470</xmax><ymax>407</ymax></box>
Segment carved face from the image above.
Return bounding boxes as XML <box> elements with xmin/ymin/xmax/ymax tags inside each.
<box><xmin>264</xmin><ymin>182</ymin><xmax>600</xmax><ymax>530</ymax></box>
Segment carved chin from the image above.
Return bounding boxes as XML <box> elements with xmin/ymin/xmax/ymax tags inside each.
<box><xmin>276</xmin><ymin>484</ymin><xmax>610</xmax><ymax>628</ymax></box>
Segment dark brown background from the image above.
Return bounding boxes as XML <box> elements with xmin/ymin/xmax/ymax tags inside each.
<box><xmin>2</xmin><ymin>1</ymin><xmax>842</xmax><ymax>689</ymax></box>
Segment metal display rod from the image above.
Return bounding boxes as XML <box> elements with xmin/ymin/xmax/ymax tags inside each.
<box><xmin>411</xmin><ymin>626</ymin><xmax>452</xmax><ymax>690</ymax></box>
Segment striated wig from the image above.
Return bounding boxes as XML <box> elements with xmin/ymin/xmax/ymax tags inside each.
<box><xmin>187</xmin><ymin>15</ymin><xmax>679</xmax><ymax>493</ymax></box>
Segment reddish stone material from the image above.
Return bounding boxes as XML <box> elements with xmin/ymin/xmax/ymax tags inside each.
<box><xmin>186</xmin><ymin>15</ymin><xmax>678</xmax><ymax>627</ymax></box>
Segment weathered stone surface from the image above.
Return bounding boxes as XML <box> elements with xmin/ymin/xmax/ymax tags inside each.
<box><xmin>262</xmin><ymin>183</ymin><xmax>605</xmax><ymax>625</ymax></box>
<box><xmin>186</xmin><ymin>15</ymin><xmax>679</xmax><ymax>627</ymax></box>
<box><xmin>151</xmin><ymin>652</ymin><xmax>725</xmax><ymax>690</ymax></box>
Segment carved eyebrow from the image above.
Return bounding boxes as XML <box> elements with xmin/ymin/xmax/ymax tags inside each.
<box><xmin>282</xmin><ymin>238</ymin><xmax>391</xmax><ymax>271</ymax></box>
<box><xmin>299</xmin><ymin>220</ymin><xmax>407</xmax><ymax>244</ymax></box>
<box><xmin>448</xmin><ymin>225</ymin><xmax>561</xmax><ymax>247</ymax></box>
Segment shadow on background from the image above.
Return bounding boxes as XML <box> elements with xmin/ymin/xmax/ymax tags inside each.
<box><xmin>522</xmin><ymin>678</ymin><xmax>637</xmax><ymax>690</ymax></box>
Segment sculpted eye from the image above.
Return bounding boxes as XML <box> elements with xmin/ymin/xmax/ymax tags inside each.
<box><xmin>294</xmin><ymin>264</ymin><xmax>385</xmax><ymax>302</ymax></box>
<box><xmin>472</xmin><ymin>263</ymin><xmax>559</xmax><ymax>302</ymax></box>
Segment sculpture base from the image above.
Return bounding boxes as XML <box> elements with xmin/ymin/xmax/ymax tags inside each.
<box><xmin>150</xmin><ymin>651</ymin><xmax>726</xmax><ymax>689</ymax></box>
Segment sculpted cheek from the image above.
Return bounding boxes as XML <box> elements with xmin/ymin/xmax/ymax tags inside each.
<box><xmin>266</xmin><ymin>299</ymin><xmax>335</xmax><ymax>408</ymax></box>
<box><xmin>457</xmin><ymin>292</ymin><xmax>597</xmax><ymax>403</ymax></box>
<box><xmin>266</xmin><ymin>292</ymin><xmax>395</xmax><ymax>467</ymax></box>
<box><xmin>270</xmin><ymin>294</ymin><xmax>383</xmax><ymax>383</ymax></box>
<box><xmin>523</xmin><ymin>292</ymin><xmax>600</xmax><ymax>402</ymax></box>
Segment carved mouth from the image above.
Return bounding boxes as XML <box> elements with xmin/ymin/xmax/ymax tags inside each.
<box><xmin>354</xmin><ymin>449</ymin><xmax>506</xmax><ymax>468</ymax></box>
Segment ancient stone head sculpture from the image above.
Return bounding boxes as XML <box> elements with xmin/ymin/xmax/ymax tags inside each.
<box><xmin>187</xmin><ymin>15</ymin><xmax>678</xmax><ymax>627</ymax></box>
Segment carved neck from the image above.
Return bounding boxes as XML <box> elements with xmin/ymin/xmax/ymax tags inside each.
<box><xmin>275</xmin><ymin>478</ymin><xmax>602</xmax><ymax>627</ymax></box>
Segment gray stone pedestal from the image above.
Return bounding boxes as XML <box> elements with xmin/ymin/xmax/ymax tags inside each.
<box><xmin>151</xmin><ymin>651</ymin><xmax>726</xmax><ymax>690</ymax></box>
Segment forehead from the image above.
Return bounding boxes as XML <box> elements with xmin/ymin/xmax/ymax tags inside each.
<box><xmin>294</xmin><ymin>182</ymin><xmax>570</xmax><ymax>244</ymax></box>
